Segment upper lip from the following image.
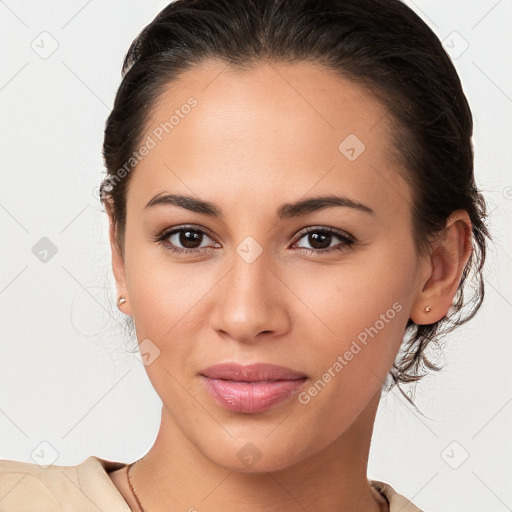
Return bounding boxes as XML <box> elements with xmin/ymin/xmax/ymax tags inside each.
<box><xmin>199</xmin><ymin>362</ymin><xmax>307</xmax><ymax>381</ymax></box>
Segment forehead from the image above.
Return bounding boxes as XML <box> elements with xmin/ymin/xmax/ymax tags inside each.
<box><xmin>129</xmin><ymin>59</ymin><xmax>410</xmax><ymax>219</ymax></box>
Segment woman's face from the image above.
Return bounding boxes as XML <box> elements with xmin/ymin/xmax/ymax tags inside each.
<box><xmin>114</xmin><ymin>60</ymin><xmax>427</xmax><ymax>471</ymax></box>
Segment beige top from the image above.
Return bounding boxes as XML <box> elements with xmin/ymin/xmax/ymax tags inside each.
<box><xmin>0</xmin><ymin>456</ymin><xmax>424</xmax><ymax>511</ymax></box>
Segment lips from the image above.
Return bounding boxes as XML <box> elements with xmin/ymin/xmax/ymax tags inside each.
<box><xmin>200</xmin><ymin>362</ymin><xmax>307</xmax><ymax>381</ymax></box>
<box><xmin>199</xmin><ymin>363</ymin><xmax>308</xmax><ymax>414</ymax></box>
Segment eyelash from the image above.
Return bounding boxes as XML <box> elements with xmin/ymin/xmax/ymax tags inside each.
<box><xmin>153</xmin><ymin>225</ymin><xmax>355</xmax><ymax>256</ymax></box>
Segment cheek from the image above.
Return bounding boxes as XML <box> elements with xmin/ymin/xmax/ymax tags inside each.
<box><xmin>123</xmin><ymin>249</ymin><xmax>211</xmax><ymax>405</ymax></box>
<box><xmin>126</xmin><ymin>261</ymin><xmax>207</xmax><ymax>346</ymax></box>
<box><xmin>287</xmin><ymin>283</ymin><xmax>411</xmax><ymax>445</ymax></box>
<box><xmin>293</xmin><ymin>277</ymin><xmax>407</xmax><ymax>391</ymax></box>
<box><xmin>291</xmin><ymin>240</ymin><xmax>417</xmax><ymax>396</ymax></box>
<box><xmin>123</xmin><ymin>223</ymin><xmax>202</xmax><ymax>329</ymax></box>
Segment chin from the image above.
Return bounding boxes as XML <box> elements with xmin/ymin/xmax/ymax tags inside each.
<box><xmin>200</xmin><ymin>435</ymin><xmax>315</xmax><ymax>474</ymax></box>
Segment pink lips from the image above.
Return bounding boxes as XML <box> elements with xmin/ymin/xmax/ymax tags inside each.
<box><xmin>199</xmin><ymin>363</ymin><xmax>308</xmax><ymax>413</ymax></box>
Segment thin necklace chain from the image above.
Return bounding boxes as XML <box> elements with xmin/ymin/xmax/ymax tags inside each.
<box><xmin>126</xmin><ymin>457</ymin><xmax>389</xmax><ymax>512</ymax></box>
<box><xmin>127</xmin><ymin>458</ymin><xmax>148</xmax><ymax>512</ymax></box>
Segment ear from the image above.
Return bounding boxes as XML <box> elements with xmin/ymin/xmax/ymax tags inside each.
<box><xmin>104</xmin><ymin>200</ymin><xmax>133</xmax><ymax>317</ymax></box>
<box><xmin>410</xmin><ymin>210</ymin><xmax>473</xmax><ymax>325</ymax></box>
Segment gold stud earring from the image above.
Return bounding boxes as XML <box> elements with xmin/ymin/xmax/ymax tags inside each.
<box><xmin>118</xmin><ymin>296</ymin><xmax>127</xmax><ymax>307</ymax></box>
<box><xmin>424</xmin><ymin>305</ymin><xmax>431</xmax><ymax>312</ymax></box>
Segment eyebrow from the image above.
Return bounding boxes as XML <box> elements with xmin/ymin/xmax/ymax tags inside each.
<box><xmin>144</xmin><ymin>192</ymin><xmax>375</xmax><ymax>218</ymax></box>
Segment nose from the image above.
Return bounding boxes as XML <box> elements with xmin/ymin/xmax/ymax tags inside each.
<box><xmin>209</xmin><ymin>247</ymin><xmax>291</xmax><ymax>344</ymax></box>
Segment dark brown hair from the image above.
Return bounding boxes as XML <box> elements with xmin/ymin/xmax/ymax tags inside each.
<box><xmin>100</xmin><ymin>0</ymin><xmax>490</xmax><ymax>394</ymax></box>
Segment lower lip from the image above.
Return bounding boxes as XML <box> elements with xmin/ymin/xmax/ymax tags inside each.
<box><xmin>200</xmin><ymin>376</ymin><xmax>307</xmax><ymax>413</ymax></box>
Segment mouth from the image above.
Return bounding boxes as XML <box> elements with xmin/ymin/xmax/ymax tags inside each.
<box><xmin>198</xmin><ymin>362</ymin><xmax>308</xmax><ymax>414</ymax></box>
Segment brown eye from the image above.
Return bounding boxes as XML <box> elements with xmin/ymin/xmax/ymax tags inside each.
<box><xmin>156</xmin><ymin>226</ymin><xmax>219</xmax><ymax>254</ymax></box>
<box><xmin>306</xmin><ymin>232</ymin><xmax>333</xmax><ymax>250</ymax></box>
<box><xmin>293</xmin><ymin>228</ymin><xmax>355</xmax><ymax>254</ymax></box>
<box><xmin>173</xmin><ymin>229</ymin><xmax>204</xmax><ymax>249</ymax></box>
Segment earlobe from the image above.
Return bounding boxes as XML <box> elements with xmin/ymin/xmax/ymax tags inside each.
<box><xmin>410</xmin><ymin>210</ymin><xmax>473</xmax><ymax>325</ymax></box>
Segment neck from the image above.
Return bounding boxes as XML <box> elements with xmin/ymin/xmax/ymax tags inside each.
<box><xmin>130</xmin><ymin>389</ymin><xmax>387</xmax><ymax>512</ymax></box>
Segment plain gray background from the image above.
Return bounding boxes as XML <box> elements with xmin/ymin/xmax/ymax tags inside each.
<box><xmin>1</xmin><ymin>1</ymin><xmax>511</xmax><ymax>510</ymax></box>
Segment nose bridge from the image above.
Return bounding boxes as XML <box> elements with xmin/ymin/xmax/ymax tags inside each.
<box><xmin>211</xmin><ymin>237</ymin><xmax>289</xmax><ymax>341</ymax></box>
<box><xmin>225</xmin><ymin>215</ymin><xmax>276</xmax><ymax>299</ymax></box>
<box><xmin>226</xmin><ymin>242</ymin><xmax>273</xmax><ymax>317</ymax></box>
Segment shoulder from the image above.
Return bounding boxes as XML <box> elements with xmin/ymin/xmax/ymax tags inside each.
<box><xmin>370</xmin><ymin>479</ymin><xmax>425</xmax><ymax>512</ymax></box>
<box><xmin>0</xmin><ymin>456</ymin><xmax>130</xmax><ymax>511</ymax></box>
<box><xmin>0</xmin><ymin>457</ymin><xmax>79</xmax><ymax>510</ymax></box>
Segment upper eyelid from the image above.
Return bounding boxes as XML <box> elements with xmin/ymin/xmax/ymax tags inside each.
<box><xmin>160</xmin><ymin>225</ymin><xmax>217</xmax><ymax>242</ymax></box>
<box><xmin>294</xmin><ymin>226</ymin><xmax>353</xmax><ymax>242</ymax></box>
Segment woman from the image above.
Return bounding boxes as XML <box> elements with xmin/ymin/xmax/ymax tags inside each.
<box><xmin>0</xmin><ymin>0</ymin><xmax>490</xmax><ymax>510</ymax></box>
